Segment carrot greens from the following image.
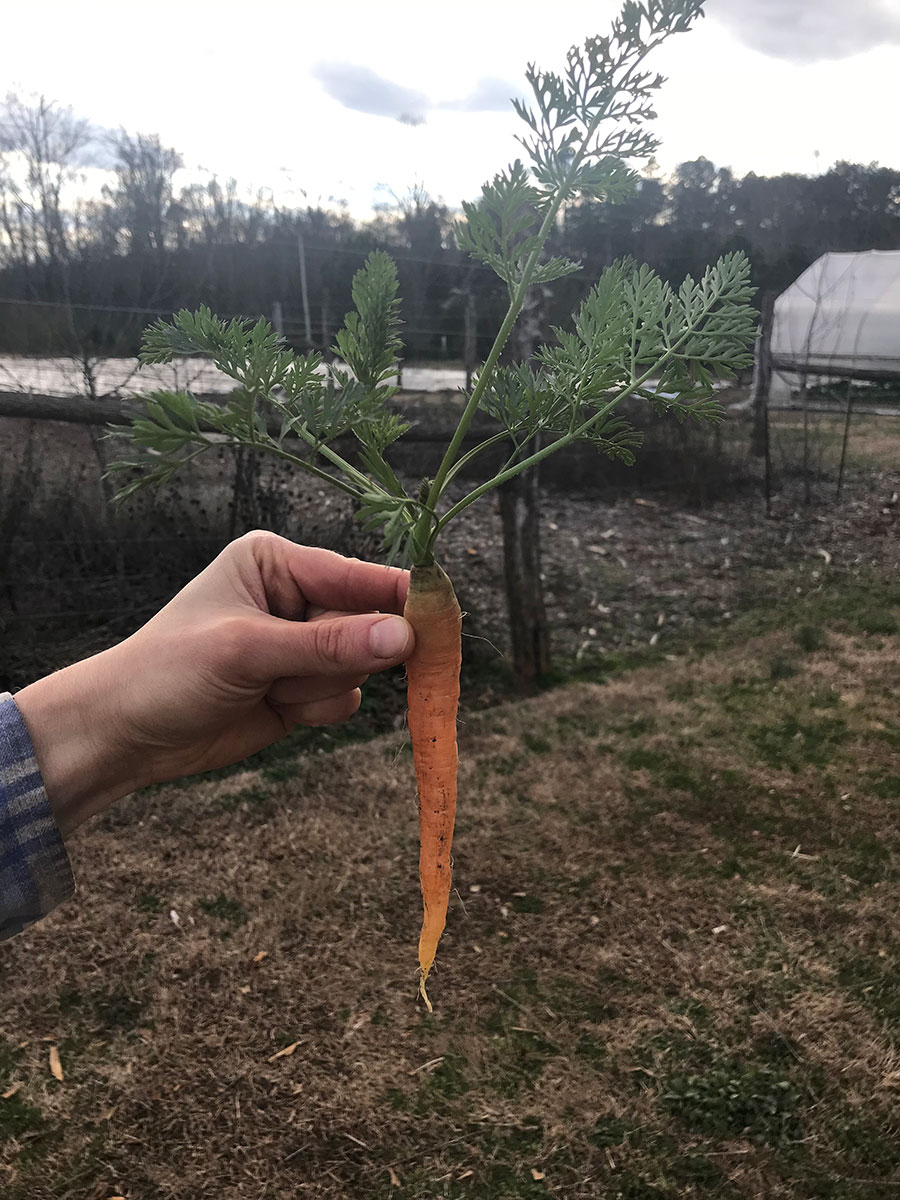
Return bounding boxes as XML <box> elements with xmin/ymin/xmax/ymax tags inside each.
<box><xmin>110</xmin><ymin>0</ymin><xmax>754</xmax><ymax>566</ymax></box>
<box><xmin>109</xmin><ymin>0</ymin><xmax>756</xmax><ymax>1006</ymax></box>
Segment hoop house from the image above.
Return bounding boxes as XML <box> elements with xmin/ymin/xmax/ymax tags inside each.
<box><xmin>760</xmin><ymin>250</ymin><xmax>900</xmax><ymax>502</ymax></box>
<box><xmin>771</xmin><ymin>250</ymin><xmax>900</xmax><ymax>382</ymax></box>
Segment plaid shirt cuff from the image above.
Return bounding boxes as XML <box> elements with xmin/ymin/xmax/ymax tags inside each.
<box><xmin>0</xmin><ymin>692</ymin><xmax>75</xmax><ymax>941</ymax></box>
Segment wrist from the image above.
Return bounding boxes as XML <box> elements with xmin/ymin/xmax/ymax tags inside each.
<box><xmin>15</xmin><ymin>648</ymin><xmax>147</xmax><ymax>837</ymax></box>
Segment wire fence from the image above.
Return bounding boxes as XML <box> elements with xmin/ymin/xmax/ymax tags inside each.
<box><xmin>0</xmin><ymin>293</ymin><xmax>482</xmax><ymax>344</ymax></box>
<box><xmin>3</xmin><ymin>293</ymin><xmax>898</xmax><ymax>676</ymax></box>
<box><xmin>0</xmin><ymin>298</ymin><xmax>469</xmax><ymax>674</ymax></box>
<box><xmin>0</xmin><ymin>281</ymin><xmax>483</xmax><ymax>398</ymax></box>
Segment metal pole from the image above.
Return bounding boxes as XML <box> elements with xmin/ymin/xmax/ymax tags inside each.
<box><xmin>764</xmin><ymin>387</ymin><xmax>773</xmax><ymax>518</ymax></box>
<box><xmin>297</xmin><ymin>234</ymin><xmax>313</xmax><ymax>348</ymax></box>
<box><xmin>801</xmin><ymin>374</ymin><xmax>810</xmax><ymax>505</ymax></box>
<box><xmin>836</xmin><ymin>377</ymin><xmax>854</xmax><ymax>501</ymax></box>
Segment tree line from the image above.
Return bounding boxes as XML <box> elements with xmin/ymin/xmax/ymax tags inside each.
<box><xmin>2</xmin><ymin>92</ymin><xmax>899</xmax><ymax>363</ymax></box>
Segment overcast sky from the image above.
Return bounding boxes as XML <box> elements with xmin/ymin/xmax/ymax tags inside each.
<box><xmin>3</xmin><ymin>0</ymin><xmax>899</xmax><ymax>215</ymax></box>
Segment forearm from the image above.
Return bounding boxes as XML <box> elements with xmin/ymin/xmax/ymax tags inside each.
<box><xmin>0</xmin><ymin>535</ymin><xmax>412</xmax><ymax>946</ymax></box>
<box><xmin>14</xmin><ymin>648</ymin><xmax>145</xmax><ymax>837</ymax></box>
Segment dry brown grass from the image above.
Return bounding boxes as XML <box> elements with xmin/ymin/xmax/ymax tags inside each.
<box><xmin>769</xmin><ymin>410</ymin><xmax>900</xmax><ymax>475</ymax></box>
<box><xmin>2</xmin><ymin>608</ymin><xmax>900</xmax><ymax>1198</ymax></box>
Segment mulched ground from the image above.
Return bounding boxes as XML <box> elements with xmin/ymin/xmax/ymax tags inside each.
<box><xmin>438</xmin><ymin>463</ymin><xmax>900</xmax><ymax>673</ymax></box>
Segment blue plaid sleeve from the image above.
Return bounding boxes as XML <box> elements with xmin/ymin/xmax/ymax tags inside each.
<box><xmin>0</xmin><ymin>692</ymin><xmax>75</xmax><ymax>941</ymax></box>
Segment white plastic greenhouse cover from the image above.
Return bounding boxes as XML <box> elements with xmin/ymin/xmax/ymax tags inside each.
<box><xmin>770</xmin><ymin>250</ymin><xmax>900</xmax><ymax>380</ymax></box>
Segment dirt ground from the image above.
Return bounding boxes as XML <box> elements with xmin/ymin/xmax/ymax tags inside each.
<box><xmin>2</xmin><ymin>613</ymin><xmax>900</xmax><ymax>1198</ymax></box>
<box><xmin>439</xmin><ymin>443</ymin><xmax>900</xmax><ymax>680</ymax></box>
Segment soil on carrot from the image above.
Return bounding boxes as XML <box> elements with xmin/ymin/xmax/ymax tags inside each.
<box><xmin>3</xmin><ymin>589</ymin><xmax>900</xmax><ymax>1196</ymax></box>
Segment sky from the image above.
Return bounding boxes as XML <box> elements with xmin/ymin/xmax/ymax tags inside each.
<box><xmin>2</xmin><ymin>0</ymin><xmax>900</xmax><ymax>216</ymax></box>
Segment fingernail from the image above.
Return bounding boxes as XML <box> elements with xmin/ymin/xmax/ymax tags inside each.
<box><xmin>369</xmin><ymin>616</ymin><xmax>411</xmax><ymax>659</ymax></box>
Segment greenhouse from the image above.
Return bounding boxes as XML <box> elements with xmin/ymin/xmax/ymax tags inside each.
<box><xmin>770</xmin><ymin>250</ymin><xmax>900</xmax><ymax>394</ymax></box>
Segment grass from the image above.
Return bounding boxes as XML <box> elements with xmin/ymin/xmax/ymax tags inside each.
<box><xmin>794</xmin><ymin>624</ymin><xmax>827</xmax><ymax>653</ymax></box>
<box><xmin>659</xmin><ymin>1058</ymin><xmax>804</xmax><ymax>1144</ymax></box>
<box><xmin>198</xmin><ymin>894</ymin><xmax>249</xmax><ymax>925</ymax></box>
<box><xmin>747</xmin><ymin>713</ymin><xmax>848</xmax><ymax>771</ymax></box>
<box><xmin>0</xmin><ymin>1095</ymin><xmax>46</xmax><ymax>1145</ymax></box>
<box><xmin>2</xmin><ymin>560</ymin><xmax>900</xmax><ymax>1197</ymax></box>
<box><xmin>768</xmin><ymin>409</ymin><xmax>900</xmax><ymax>473</ymax></box>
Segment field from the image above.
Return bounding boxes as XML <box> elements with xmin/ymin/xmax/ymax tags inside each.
<box><xmin>1</xmin><ymin>405</ymin><xmax>900</xmax><ymax>1198</ymax></box>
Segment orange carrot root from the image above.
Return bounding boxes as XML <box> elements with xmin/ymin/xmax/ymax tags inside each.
<box><xmin>403</xmin><ymin>562</ymin><xmax>462</xmax><ymax>1012</ymax></box>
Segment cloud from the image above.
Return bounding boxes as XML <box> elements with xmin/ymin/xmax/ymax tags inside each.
<box><xmin>311</xmin><ymin>64</ymin><xmax>523</xmax><ymax>125</ymax></box>
<box><xmin>714</xmin><ymin>0</ymin><xmax>900</xmax><ymax>62</ymax></box>
<box><xmin>0</xmin><ymin>105</ymin><xmax>119</xmax><ymax>170</ymax></box>
<box><xmin>438</xmin><ymin>76</ymin><xmax>520</xmax><ymax>112</ymax></box>
<box><xmin>74</xmin><ymin>124</ymin><xmax>120</xmax><ymax>169</ymax></box>
<box><xmin>311</xmin><ymin>62</ymin><xmax>428</xmax><ymax>124</ymax></box>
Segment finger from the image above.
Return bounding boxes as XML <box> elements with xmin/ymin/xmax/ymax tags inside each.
<box><xmin>277</xmin><ymin>688</ymin><xmax>362</xmax><ymax>728</ymax></box>
<box><xmin>267</xmin><ymin>673</ymin><xmax>368</xmax><ymax>706</ymax></box>
<box><xmin>246</xmin><ymin>611</ymin><xmax>414</xmax><ymax>680</ymax></box>
<box><xmin>304</xmin><ymin>607</ymin><xmax>367</xmax><ymax>623</ymax></box>
<box><xmin>239</xmin><ymin>533</ymin><xmax>410</xmax><ymax>620</ymax></box>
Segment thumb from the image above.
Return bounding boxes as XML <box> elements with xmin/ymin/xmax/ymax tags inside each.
<box><xmin>250</xmin><ymin>611</ymin><xmax>414</xmax><ymax>679</ymax></box>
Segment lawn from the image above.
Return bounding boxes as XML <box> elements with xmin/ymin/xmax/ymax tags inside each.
<box><xmin>768</xmin><ymin>409</ymin><xmax>900</xmax><ymax>478</ymax></box>
<box><xmin>2</xmin><ymin>565</ymin><xmax>900</xmax><ymax>1198</ymax></box>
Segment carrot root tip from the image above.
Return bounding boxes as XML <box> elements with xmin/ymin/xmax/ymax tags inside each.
<box><xmin>418</xmin><ymin>969</ymin><xmax>434</xmax><ymax>1013</ymax></box>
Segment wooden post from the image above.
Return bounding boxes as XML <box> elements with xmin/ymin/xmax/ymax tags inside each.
<box><xmin>80</xmin><ymin>350</ymin><xmax>124</xmax><ymax>578</ymax></box>
<box><xmin>272</xmin><ymin>300</ymin><xmax>284</xmax><ymax>337</ymax></box>
<box><xmin>751</xmin><ymin>292</ymin><xmax>774</xmax><ymax>458</ymax></box>
<box><xmin>464</xmin><ymin>282</ymin><xmax>477</xmax><ymax>393</ymax></box>
<box><xmin>320</xmin><ymin>291</ymin><xmax>332</xmax><ymax>361</ymax></box>
<box><xmin>498</xmin><ymin>285</ymin><xmax>551</xmax><ymax>692</ymax></box>
<box><xmin>499</xmin><ymin>435</ymin><xmax>550</xmax><ymax>690</ymax></box>
<box><xmin>297</xmin><ymin>234</ymin><xmax>313</xmax><ymax>349</ymax></box>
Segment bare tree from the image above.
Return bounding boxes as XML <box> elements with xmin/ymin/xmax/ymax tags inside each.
<box><xmin>105</xmin><ymin>130</ymin><xmax>183</xmax><ymax>255</ymax></box>
<box><xmin>0</xmin><ymin>92</ymin><xmax>92</xmax><ymax>276</ymax></box>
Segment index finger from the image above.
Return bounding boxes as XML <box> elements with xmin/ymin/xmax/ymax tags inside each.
<box><xmin>247</xmin><ymin>534</ymin><xmax>410</xmax><ymax>619</ymax></box>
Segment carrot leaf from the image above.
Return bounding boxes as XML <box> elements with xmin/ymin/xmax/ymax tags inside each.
<box><xmin>456</xmin><ymin>162</ymin><xmax>580</xmax><ymax>297</ymax></box>
<box><xmin>111</xmin><ymin>0</ymin><xmax>757</xmax><ymax>569</ymax></box>
<box><xmin>333</xmin><ymin>250</ymin><xmax>402</xmax><ymax>397</ymax></box>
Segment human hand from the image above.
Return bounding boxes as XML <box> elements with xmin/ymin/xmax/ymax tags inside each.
<box><xmin>15</xmin><ymin>532</ymin><xmax>413</xmax><ymax>834</ymax></box>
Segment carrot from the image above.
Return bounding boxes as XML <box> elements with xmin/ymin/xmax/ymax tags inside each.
<box><xmin>403</xmin><ymin>562</ymin><xmax>462</xmax><ymax>1011</ymax></box>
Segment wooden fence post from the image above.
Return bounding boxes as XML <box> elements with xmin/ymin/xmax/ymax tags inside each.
<box><xmin>751</xmin><ymin>292</ymin><xmax>774</xmax><ymax>458</ymax></box>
